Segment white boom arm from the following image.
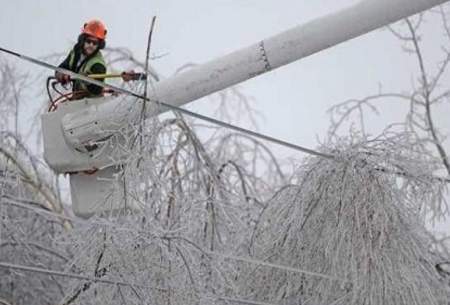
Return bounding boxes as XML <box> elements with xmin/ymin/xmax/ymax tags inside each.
<box><xmin>62</xmin><ymin>0</ymin><xmax>447</xmax><ymax>153</ymax></box>
<box><xmin>40</xmin><ymin>0</ymin><xmax>448</xmax><ymax>218</ymax></box>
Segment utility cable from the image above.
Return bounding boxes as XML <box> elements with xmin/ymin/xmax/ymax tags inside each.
<box><xmin>0</xmin><ymin>261</ymin><xmax>163</xmax><ymax>290</ymax></box>
<box><xmin>205</xmin><ymin>251</ymin><xmax>343</xmax><ymax>282</ymax></box>
<box><xmin>4</xmin><ymin>45</ymin><xmax>450</xmax><ymax>183</ymax></box>
<box><xmin>0</xmin><ymin>261</ymin><xmax>281</xmax><ymax>305</ymax></box>
<box><xmin>0</xmin><ymin>46</ymin><xmax>334</xmax><ymax>160</ymax></box>
<box><xmin>3</xmin><ymin>201</ymin><xmax>346</xmax><ymax>283</ymax></box>
<box><xmin>3</xmin><ymin>45</ymin><xmax>450</xmax><ymax>186</ymax></box>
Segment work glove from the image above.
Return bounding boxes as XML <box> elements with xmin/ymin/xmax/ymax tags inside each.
<box><xmin>56</xmin><ymin>72</ymin><xmax>70</xmax><ymax>85</ymax></box>
<box><xmin>121</xmin><ymin>70</ymin><xmax>147</xmax><ymax>82</ymax></box>
<box><xmin>121</xmin><ymin>70</ymin><xmax>135</xmax><ymax>82</ymax></box>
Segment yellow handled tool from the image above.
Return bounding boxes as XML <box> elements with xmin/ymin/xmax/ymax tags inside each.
<box><xmin>88</xmin><ymin>72</ymin><xmax>147</xmax><ymax>80</ymax></box>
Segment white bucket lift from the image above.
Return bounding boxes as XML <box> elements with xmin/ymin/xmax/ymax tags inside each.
<box><xmin>69</xmin><ymin>166</ymin><xmax>128</xmax><ymax>218</ymax></box>
<box><xmin>41</xmin><ymin>95</ymin><xmax>140</xmax><ymax>218</ymax></box>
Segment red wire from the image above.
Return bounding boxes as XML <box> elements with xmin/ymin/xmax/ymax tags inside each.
<box><xmin>48</xmin><ymin>92</ymin><xmax>74</xmax><ymax>112</ymax></box>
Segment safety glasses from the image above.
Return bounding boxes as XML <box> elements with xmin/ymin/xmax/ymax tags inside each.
<box><xmin>85</xmin><ymin>38</ymin><xmax>100</xmax><ymax>46</ymax></box>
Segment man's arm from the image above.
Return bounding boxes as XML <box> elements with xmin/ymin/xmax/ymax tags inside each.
<box><xmin>58</xmin><ymin>53</ymin><xmax>71</xmax><ymax>70</ymax></box>
<box><xmin>55</xmin><ymin>53</ymin><xmax>72</xmax><ymax>83</ymax></box>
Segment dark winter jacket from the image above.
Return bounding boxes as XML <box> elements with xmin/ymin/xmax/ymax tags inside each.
<box><xmin>58</xmin><ymin>42</ymin><xmax>106</xmax><ymax>97</ymax></box>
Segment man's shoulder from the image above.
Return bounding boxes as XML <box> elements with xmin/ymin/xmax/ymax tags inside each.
<box><xmin>90</xmin><ymin>62</ymin><xmax>106</xmax><ymax>73</ymax></box>
<box><xmin>91</xmin><ymin>50</ymin><xmax>106</xmax><ymax>63</ymax></box>
<box><xmin>66</xmin><ymin>44</ymin><xmax>82</xmax><ymax>59</ymax></box>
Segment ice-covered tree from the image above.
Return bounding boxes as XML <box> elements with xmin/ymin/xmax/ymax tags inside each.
<box><xmin>2</xmin><ymin>3</ymin><xmax>450</xmax><ymax>305</ymax></box>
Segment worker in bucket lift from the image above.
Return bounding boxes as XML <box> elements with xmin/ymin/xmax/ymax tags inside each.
<box><xmin>55</xmin><ymin>19</ymin><xmax>134</xmax><ymax>99</ymax></box>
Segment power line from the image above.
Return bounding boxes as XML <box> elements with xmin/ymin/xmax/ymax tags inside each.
<box><xmin>0</xmin><ymin>261</ymin><xmax>163</xmax><ymax>290</ymax></box>
<box><xmin>0</xmin><ymin>46</ymin><xmax>334</xmax><ymax>160</ymax></box>
<box><xmin>2</xmin><ymin>46</ymin><xmax>450</xmax><ymax>184</ymax></box>
<box><xmin>0</xmin><ymin>261</ymin><xmax>281</xmax><ymax>305</ymax></box>
<box><xmin>205</xmin><ymin>251</ymin><xmax>343</xmax><ymax>282</ymax></box>
<box><xmin>3</xmin><ymin>200</ymin><xmax>345</xmax><ymax>283</ymax></box>
<box><xmin>204</xmin><ymin>294</ymin><xmax>278</xmax><ymax>305</ymax></box>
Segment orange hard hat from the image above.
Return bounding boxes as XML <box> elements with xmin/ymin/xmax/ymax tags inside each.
<box><xmin>82</xmin><ymin>19</ymin><xmax>107</xmax><ymax>40</ymax></box>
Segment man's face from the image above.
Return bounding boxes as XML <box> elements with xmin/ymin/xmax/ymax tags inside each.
<box><xmin>83</xmin><ymin>36</ymin><xmax>100</xmax><ymax>55</ymax></box>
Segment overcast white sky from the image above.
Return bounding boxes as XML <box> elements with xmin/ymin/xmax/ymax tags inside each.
<box><xmin>1</xmin><ymin>1</ymin><xmax>449</xmax><ymax>231</ymax></box>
